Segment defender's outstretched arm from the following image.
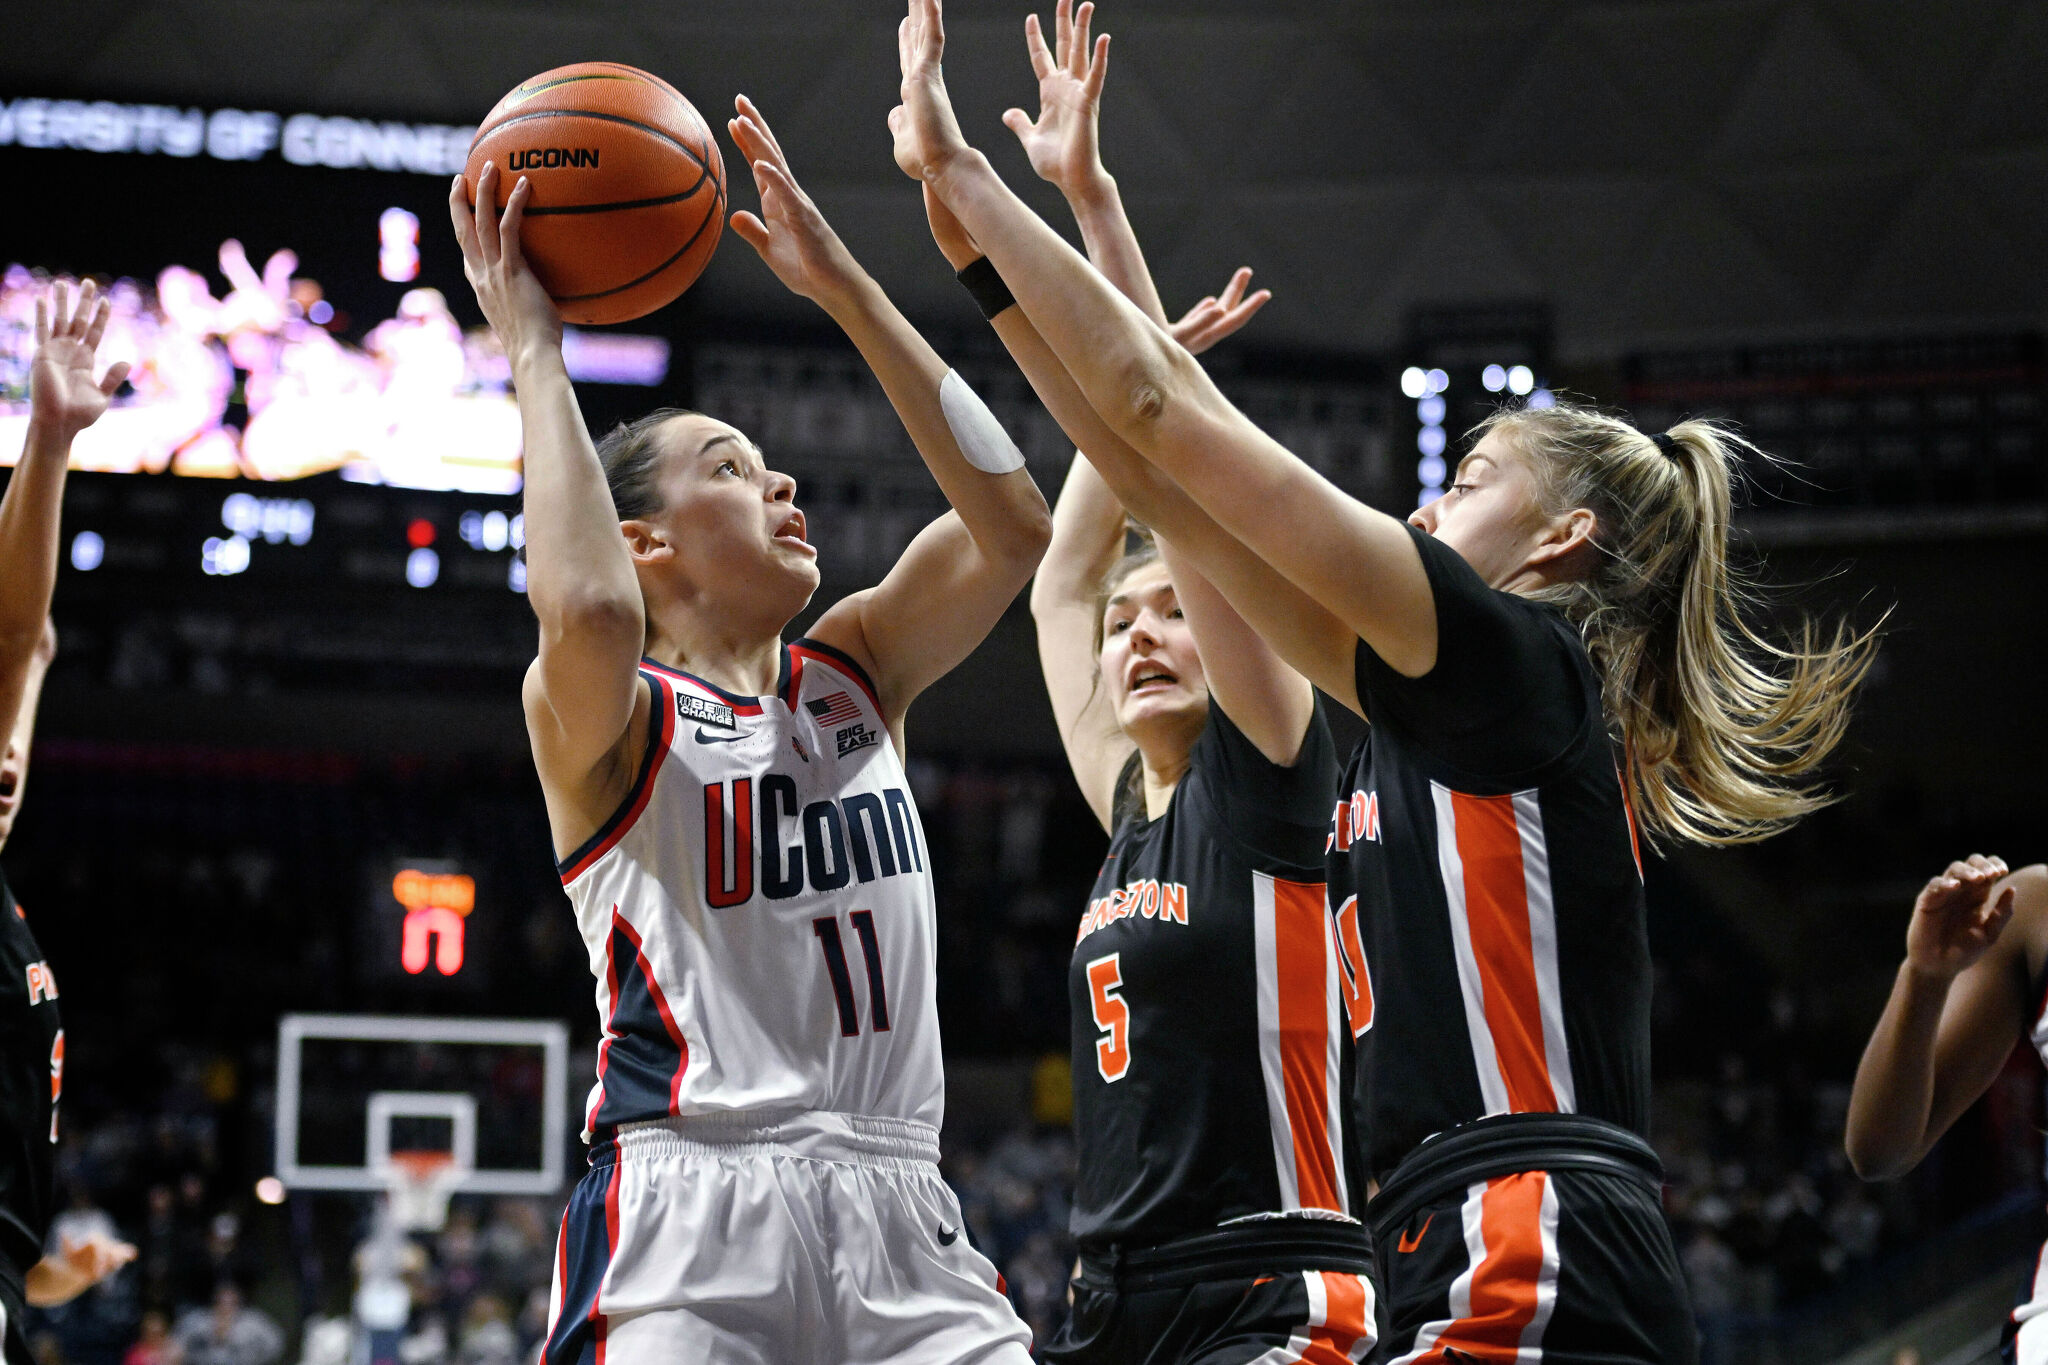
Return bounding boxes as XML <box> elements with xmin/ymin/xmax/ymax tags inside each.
<box><xmin>893</xmin><ymin>0</ymin><xmax>1438</xmax><ymax>692</ymax></box>
<box><xmin>726</xmin><ymin>97</ymin><xmax>1051</xmax><ymax>733</ymax></box>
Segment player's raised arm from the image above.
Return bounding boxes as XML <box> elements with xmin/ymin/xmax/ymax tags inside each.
<box><xmin>449</xmin><ymin>166</ymin><xmax>647</xmax><ymax>842</ymax></box>
<box><xmin>0</xmin><ymin>282</ymin><xmax>129</xmax><ymax>742</ymax></box>
<box><xmin>999</xmin><ymin>2</ymin><xmax>1332</xmax><ymax>762</ymax></box>
<box><xmin>724</xmin><ymin>97</ymin><xmax>1051</xmax><ymax>730</ymax></box>
<box><xmin>894</xmin><ymin>0</ymin><xmax>1437</xmax><ymax>688</ymax></box>
<box><xmin>1847</xmin><ymin>857</ymin><xmax>2041</xmax><ymax>1180</ymax></box>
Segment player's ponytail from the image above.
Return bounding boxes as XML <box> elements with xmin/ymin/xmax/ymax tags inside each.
<box><xmin>1481</xmin><ymin>403</ymin><xmax>1880</xmax><ymax>847</ymax></box>
<box><xmin>594</xmin><ymin>407</ymin><xmax>705</xmax><ymax>520</ymax></box>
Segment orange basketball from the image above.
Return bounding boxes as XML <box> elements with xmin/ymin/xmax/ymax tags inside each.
<box><xmin>465</xmin><ymin>62</ymin><xmax>726</xmax><ymax>325</ymax></box>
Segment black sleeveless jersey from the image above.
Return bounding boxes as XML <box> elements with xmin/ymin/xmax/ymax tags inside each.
<box><xmin>1068</xmin><ymin>702</ymin><xmax>1356</xmax><ymax>1253</ymax></box>
<box><xmin>1328</xmin><ymin>526</ymin><xmax>1651</xmax><ymax>1183</ymax></box>
<box><xmin>0</xmin><ymin>874</ymin><xmax>59</xmax><ymax>1281</ymax></box>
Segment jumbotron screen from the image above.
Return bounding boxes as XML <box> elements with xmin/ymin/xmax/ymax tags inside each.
<box><xmin>0</xmin><ymin>94</ymin><xmax>672</xmax><ymax>494</ymax></box>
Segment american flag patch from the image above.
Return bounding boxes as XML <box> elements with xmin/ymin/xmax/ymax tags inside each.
<box><xmin>806</xmin><ymin>691</ymin><xmax>861</xmax><ymax>727</ymax></box>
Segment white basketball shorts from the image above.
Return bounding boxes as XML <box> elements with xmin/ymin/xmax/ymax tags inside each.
<box><xmin>540</xmin><ymin>1109</ymin><xmax>1033</xmax><ymax>1365</ymax></box>
<box><xmin>2008</xmin><ymin>1242</ymin><xmax>2048</xmax><ymax>1365</ymax></box>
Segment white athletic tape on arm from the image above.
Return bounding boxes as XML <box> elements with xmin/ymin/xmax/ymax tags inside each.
<box><xmin>939</xmin><ymin>369</ymin><xmax>1026</xmax><ymax>475</ymax></box>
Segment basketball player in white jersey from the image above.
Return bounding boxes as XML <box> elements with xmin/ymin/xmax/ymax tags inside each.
<box><xmin>449</xmin><ymin>96</ymin><xmax>1048</xmax><ymax>1365</ymax></box>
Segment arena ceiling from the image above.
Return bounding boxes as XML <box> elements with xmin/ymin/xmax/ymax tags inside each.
<box><xmin>10</xmin><ymin>0</ymin><xmax>2048</xmax><ymax>359</ymax></box>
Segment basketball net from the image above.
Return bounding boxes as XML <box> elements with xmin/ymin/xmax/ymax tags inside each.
<box><xmin>381</xmin><ymin>1150</ymin><xmax>463</xmax><ymax>1233</ymax></box>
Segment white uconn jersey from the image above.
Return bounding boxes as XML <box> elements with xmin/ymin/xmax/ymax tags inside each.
<box><xmin>558</xmin><ymin>639</ymin><xmax>943</xmax><ymax>1138</ymax></box>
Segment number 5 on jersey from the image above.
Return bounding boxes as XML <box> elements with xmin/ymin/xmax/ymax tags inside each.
<box><xmin>1085</xmin><ymin>954</ymin><xmax>1130</xmax><ymax>1082</ymax></box>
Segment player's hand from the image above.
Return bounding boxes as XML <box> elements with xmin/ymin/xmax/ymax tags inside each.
<box><xmin>27</xmin><ymin>280</ymin><xmax>131</xmax><ymax>440</ymax></box>
<box><xmin>1167</xmin><ymin>268</ymin><xmax>1271</xmax><ymax>357</ymax></box>
<box><xmin>727</xmin><ymin>96</ymin><xmax>867</xmax><ymax>311</ymax></box>
<box><xmin>448</xmin><ymin>162</ymin><xmax>562</xmax><ymax>370</ymax></box>
<box><xmin>922</xmin><ymin>184</ymin><xmax>982</xmax><ymax>271</ymax></box>
<box><xmin>890</xmin><ymin>0</ymin><xmax>972</xmax><ymax>183</ymax></box>
<box><xmin>24</xmin><ymin>1232</ymin><xmax>137</xmax><ymax>1307</ymax></box>
<box><xmin>1904</xmin><ymin>854</ymin><xmax>2015</xmax><ymax>980</ymax></box>
<box><xmin>1002</xmin><ymin>0</ymin><xmax>1111</xmax><ymax>199</ymax></box>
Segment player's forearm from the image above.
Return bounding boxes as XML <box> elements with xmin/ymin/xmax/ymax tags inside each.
<box><xmin>0</xmin><ymin>424</ymin><xmax>73</xmax><ymax>654</ymax></box>
<box><xmin>987</xmin><ymin>306</ymin><xmax>1195</xmax><ymax>550</ymax></box>
<box><xmin>823</xmin><ymin>275</ymin><xmax>1050</xmax><ymax>569</ymax></box>
<box><xmin>1845</xmin><ymin>963</ymin><xmax>1954</xmax><ymax>1178</ymax></box>
<box><xmin>511</xmin><ymin>356</ymin><xmax>643</xmax><ymax>633</ymax></box>
<box><xmin>926</xmin><ymin>150</ymin><xmax>1208</xmax><ymax>457</ymax></box>
<box><xmin>1064</xmin><ymin>172</ymin><xmax>1168</xmax><ymax>329</ymax></box>
<box><xmin>1031</xmin><ymin>453</ymin><xmax>1127</xmax><ymax>621</ymax></box>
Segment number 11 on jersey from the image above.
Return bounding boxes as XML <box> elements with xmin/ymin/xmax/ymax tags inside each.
<box><xmin>814</xmin><ymin>910</ymin><xmax>891</xmax><ymax>1037</ymax></box>
<box><xmin>1085</xmin><ymin>954</ymin><xmax>1129</xmax><ymax>1081</ymax></box>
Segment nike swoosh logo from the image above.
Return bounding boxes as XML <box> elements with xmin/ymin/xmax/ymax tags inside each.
<box><xmin>694</xmin><ymin>727</ymin><xmax>745</xmax><ymax>744</ymax></box>
<box><xmin>936</xmin><ymin>1224</ymin><xmax>959</xmax><ymax>1246</ymax></box>
<box><xmin>1396</xmin><ymin>1212</ymin><xmax>1433</xmax><ymax>1254</ymax></box>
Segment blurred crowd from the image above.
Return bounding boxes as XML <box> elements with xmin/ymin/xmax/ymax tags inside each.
<box><xmin>25</xmin><ymin>1105</ymin><xmax>566</xmax><ymax>1365</ymax></box>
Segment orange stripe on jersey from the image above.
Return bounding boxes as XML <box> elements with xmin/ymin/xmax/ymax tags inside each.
<box><xmin>1450</xmin><ymin>792</ymin><xmax>1558</xmax><ymax>1114</ymax></box>
<box><xmin>1273</xmin><ymin>876</ymin><xmax>1344</xmax><ymax>1211</ymax></box>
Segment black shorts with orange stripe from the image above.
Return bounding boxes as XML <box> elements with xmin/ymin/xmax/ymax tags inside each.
<box><xmin>1043</xmin><ymin>1219</ymin><xmax>1380</xmax><ymax>1365</ymax></box>
<box><xmin>1368</xmin><ymin>1114</ymin><xmax>1695</xmax><ymax>1365</ymax></box>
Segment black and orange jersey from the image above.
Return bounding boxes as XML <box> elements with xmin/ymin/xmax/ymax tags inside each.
<box><xmin>0</xmin><ymin>874</ymin><xmax>59</xmax><ymax>1286</ymax></box>
<box><xmin>1329</xmin><ymin>526</ymin><xmax>1651</xmax><ymax>1183</ymax></box>
<box><xmin>1067</xmin><ymin>702</ymin><xmax>1355</xmax><ymax>1253</ymax></box>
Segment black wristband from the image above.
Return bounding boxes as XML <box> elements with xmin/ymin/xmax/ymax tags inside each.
<box><xmin>955</xmin><ymin>256</ymin><xmax>1016</xmax><ymax>321</ymax></box>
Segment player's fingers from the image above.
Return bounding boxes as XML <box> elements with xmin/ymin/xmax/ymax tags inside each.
<box><xmin>1073</xmin><ymin>2</ymin><xmax>1094</xmax><ymax>75</ymax></box>
<box><xmin>1216</xmin><ymin>266</ymin><xmax>1252</xmax><ymax>309</ymax></box>
<box><xmin>1025</xmin><ymin>13</ymin><xmax>1054</xmax><ymax>79</ymax></box>
<box><xmin>898</xmin><ymin>16</ymin><xmax>912</xmax><ymax>76</ymax></box>
<box><xmin>727</xmin><ymin>116</ymin><xmax>763</xmax><ymax>168</ymax></box>
<box><xmin>52</xmin><ymin>281</ymin><xmax>71</xmax><ymax>336</ymax></box>
<box><xmin>33</xmin><ymin>296</ymin><xmax>48</xmax><ymax>347</ymax></box>
<box><xmin>475</xmin><ymin>163</ymin><xmax>502</xmax><ymax>267</ymax></box>
<box><xmin>1964</xmin><ymin>853</ymin><xmax>2002</xmax><ymax>877</ymax></box>
<box><xmin>449</xmin><ymin>176</ymin><xmax>483</xmax><ymax>265</ymax></box>
<box><xmin>728</xmin><ymin>210</ymin><xmax>771</xmax><ymax>256</ymax></box>
<box><xmin>736</xmin><ymin>96</ymin><xmax>790</xmax><ymax>168</ymax></box>
<box><xmin>98</xmin><ymin>360</ymin><xmax>131</xmax><ymax>397</ymax></box>
<box><xmin>729</xmin><ymin>103</ymin><xmax>773</xmax><ymax>163</ymax></box>
<box><xmin>1054</xmin><ymin>0</ymin><xmax>1071</xmax><ymax>65</ymax></box>
<box><xmin>1002</xmin><ymin>108</ymin><xmax>1035</xmax><ymax>140</ymax></box>
<box><xmin>73</xmin><ymin>278</ymin><xmax>98</xmax><ymax>336</ymax></box>
<box><xmin>499</xmin><ymin>177</ymin><xmax>533</xmax><ymax>270</ymax></box>
<box><xmin>754</xmin><ymin>159</ymin><xmax>806</xmax><ymax>212</ymax></box>
<box><xmin>742</xmin><ymin>116</ymin><xmax>790</xmax><ymax>178</ymax></box>
<box><xmin>83</xmin><ymin>295</ymin><xmax>111</xmax><ymax>353</ymax></box>
<box><xmin>1086</xmin><ymin>34</ymin><xmax>1110</xmax><ymax>98</ymax></box>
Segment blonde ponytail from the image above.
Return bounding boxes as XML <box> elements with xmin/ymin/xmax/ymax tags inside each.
<box><xmin>1480</xmin><ymin>404</ymin><xmax>1879</xmax><ymax>847</ymax></box>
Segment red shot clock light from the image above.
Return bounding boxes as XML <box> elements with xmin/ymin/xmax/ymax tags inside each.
<box><xmin>390</xmin><ymin>864</ymin><xmax>475</xmax><ymax>977</ymax></box>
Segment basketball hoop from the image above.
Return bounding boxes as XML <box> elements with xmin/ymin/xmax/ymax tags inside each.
<box><xmin>381</xmin><ymin>1150</ymin><xmax>463</xmax><ymax>1233</ymax></box>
